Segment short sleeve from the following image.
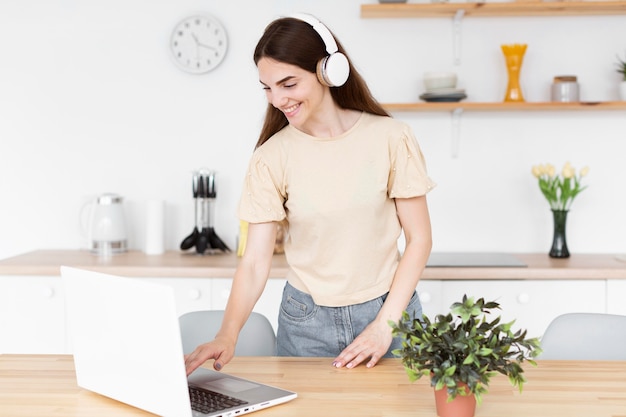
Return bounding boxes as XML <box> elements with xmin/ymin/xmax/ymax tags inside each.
<box><xmin>388</xmin><ymin>128</ymin><xmax>436</xmax><ymax>198</ymax></box>
<box><xmin>238</xmin><ymin>151</ymin><xmax>287</xmax><ymax>223</ymax></box>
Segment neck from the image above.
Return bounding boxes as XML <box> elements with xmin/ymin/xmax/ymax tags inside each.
<box><xmin>300</xmin><ymin>106</ymin><xmax>361</xmax><ymax>138</ymax></box>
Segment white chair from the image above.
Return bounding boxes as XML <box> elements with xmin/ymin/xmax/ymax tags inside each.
<box><xmin>539</xmin><ymin>312</ymin><xmax>626</xmax><ymax>360</ymax></box>
<box><xmin>179</xmin><ymin>310</ymin><xmax>277</xmax><ymax>356</ymax></box>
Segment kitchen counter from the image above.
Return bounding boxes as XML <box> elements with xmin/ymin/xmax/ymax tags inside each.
<box><xmin>3</xmin><ymin>250</ymin><xmax>625</xmax><ymax>354</ymax></box>
<box><xmin>1</xmin><ymin>250</ymin><xmax>626</xmax><ymax>280</ymax></box>
<box><xmin>0</xmin><ymin>250</ymin><xmax>288</xmax><ymax>278</ymax></box>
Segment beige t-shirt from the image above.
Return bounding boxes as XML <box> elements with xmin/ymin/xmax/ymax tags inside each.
<box><xmin>238</xmin><ymin>112</ymin><xmax>435</xmax><ymax>306</ymax></box>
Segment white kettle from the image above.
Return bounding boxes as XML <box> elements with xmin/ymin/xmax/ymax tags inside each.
<box><xmin>81</xmin><ymin>193</ymin><xmax>128</xmax><ymax>255</ymax></box>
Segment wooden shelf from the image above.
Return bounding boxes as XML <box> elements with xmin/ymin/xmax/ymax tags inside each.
<box><xmin>383</xmin><ymin>101</ymin><xmax>626</xmax><ymax>112</ymax></box>
<box><xmin>361</xmin><ymin>1</ymin><xmax>626</xmax><ymax>18</ymax></box>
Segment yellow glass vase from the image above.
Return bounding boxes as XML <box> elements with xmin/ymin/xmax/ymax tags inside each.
<box><xmin>501</xmin><ymin>43</ymin><xmax>527</xmax><ymax>102</ymax></box>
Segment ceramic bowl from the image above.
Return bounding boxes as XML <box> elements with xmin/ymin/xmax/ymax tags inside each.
<box><xmin>423</xmin><ymin>72</ymin><xmax>457</xmax><ymax>91</ymax></box>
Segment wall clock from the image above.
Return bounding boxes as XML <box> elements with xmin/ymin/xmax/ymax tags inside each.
<box><xmin>170</xmin><ymin>14</ymin><xmax>228</xmax><ymax>74</ymax></box>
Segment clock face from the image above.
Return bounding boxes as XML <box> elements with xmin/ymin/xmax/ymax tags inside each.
<box><xmin>170</xmin><ymin>15</ymin><xmax>228</xmax><ymax>74</ymax></box>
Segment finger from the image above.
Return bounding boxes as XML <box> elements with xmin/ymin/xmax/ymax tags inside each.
<box><xmin>345</xmin><ymin>351</ymin><xmax>370</xmax><ymax>369</ymax></box>
<box><xmin>334</xmin><ymin>345</ymin><xmax>365</xmax><ymax>368</ymax></box>
<box><xmin>366</xmin><ymin>353</ymin><xmax>381</xmax><ymax>368</ymax></box>
<box><xmin>185</xmin><ymin>348</ymin><xmax>211</xmax><ymax>375</ymax></box>
<box><xmin>185</xmin><ymin>359</ymin><xmax>199</xmax><ymax>376</ymax></box>
<box><xmin>211</xmin><ymin>346</ymin><xmax>235</xmax><ymax>371</ymax></box>
<box><xmin>185</xmin><ymin>354</ymin><xmax>204</xmax><ymax>375</ymax></box>
<box><xmin>332</xmin><ymin>345</ymin><xmax>358</xmax><ymax>368</ymax></box>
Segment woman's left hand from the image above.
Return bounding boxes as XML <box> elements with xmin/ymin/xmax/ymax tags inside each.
<box><xmin>331</xmin><ymin>320</ymin><xmax>392</xmax><ymax>369</ymax></box>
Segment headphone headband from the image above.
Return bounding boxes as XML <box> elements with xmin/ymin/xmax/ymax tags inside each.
<box><xmin>290</xmin><ymin>13</ymin><xmax>338</xmax><ymax>55</ymax></box>
<box><xmin>288</xmin><ymin>13</ymin><xmax>349</xmax><ymax>87</ymax></box>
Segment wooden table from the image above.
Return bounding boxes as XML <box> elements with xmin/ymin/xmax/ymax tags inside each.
<box><xmin>1</xmin><ymin>355</ymin><xmax>625</xmax><ymax>417</ymax></box>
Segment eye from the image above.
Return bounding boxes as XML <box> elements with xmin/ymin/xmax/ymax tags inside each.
<box><xmin>284</xmin><ymin>83</ymin><xmax>296</xmax><ymax>88</ymax></box>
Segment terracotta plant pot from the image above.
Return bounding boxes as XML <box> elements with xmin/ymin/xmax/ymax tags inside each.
<box><xmin>434</xmin><ymin>384</ymin><xmax>476</xmax><ymax>417</ymax></box>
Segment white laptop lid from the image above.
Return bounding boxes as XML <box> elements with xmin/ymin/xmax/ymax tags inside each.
<box><xmin>61</xmin><ymin>266</ymin><xmax>296</xmax><ymax>417</ymax></box>
<box><xmin>62</xmin><ymin>266</ymin><xmax>192</xmax><ymax>416</ymax></box>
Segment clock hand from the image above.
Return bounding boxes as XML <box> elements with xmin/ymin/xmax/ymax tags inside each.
<box><xmin>197</xmin><ymin>42</ymin><xmax>217</xmax><ymax>52</ymax></box>
<box><xmin>189</xmin><ymin>32</ymin><xmax>201</xmax><ymax>61</ymax></box>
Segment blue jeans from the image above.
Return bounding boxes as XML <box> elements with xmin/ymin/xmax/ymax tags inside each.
<box><xmin>276</xmin><ymin>282</ymin><xmax>422</xmax><ymax>358</ymax></box>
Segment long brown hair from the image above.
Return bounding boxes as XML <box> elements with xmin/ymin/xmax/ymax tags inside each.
<box><xmin>253</xmin><ymin>17</ymin><xmax>389</xmax><ymax>149</ymax></box>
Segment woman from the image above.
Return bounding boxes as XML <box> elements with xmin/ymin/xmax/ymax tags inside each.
<box><xmin>185</xmin><ymin>13</ymin><xmax>435</xmax><ymax>375</ymax></box>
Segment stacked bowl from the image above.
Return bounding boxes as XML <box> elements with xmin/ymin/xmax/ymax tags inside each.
<box><xmin>419</xmin><ymin>72</ymin><xmax>467</xmax><ymax>102</ymax></box>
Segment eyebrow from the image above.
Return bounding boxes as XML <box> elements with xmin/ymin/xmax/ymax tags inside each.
<box><xmin>259</xmin><ymin>75</ymin><xmax>296</xmax><ymax>87</ymax></box>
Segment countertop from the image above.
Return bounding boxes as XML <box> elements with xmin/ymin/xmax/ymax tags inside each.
<box><xmin>2</xmin><ymin>250</ymin><xmax>626</xmax><ymax>280</ymax></box>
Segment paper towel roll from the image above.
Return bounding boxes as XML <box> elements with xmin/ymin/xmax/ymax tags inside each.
<box><xmin>144</xmin><ymin>199</ymin><xmax>165</xmax><ymax>255</ymax></box>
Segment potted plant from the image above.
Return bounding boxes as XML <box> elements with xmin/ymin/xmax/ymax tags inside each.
<box><xmin>616</xmin><ymin>51</ymin><xmax>626</xmax><ymax>101</ymax></box>
<box><xmin>390</xmin><ymin>295</ymin><xmax>542</xmax><ymax>417</ymax></box>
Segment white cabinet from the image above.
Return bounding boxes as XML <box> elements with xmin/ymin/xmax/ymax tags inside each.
<box><xmin>211</xmin><ymin>278</ymin><xmax>286</xmax><ymax>334</ymax></box>
<box><xmin>416</xmin><ymin>279</ymin><xmax>444</xmax><ymax>319</ymax></box>
<box><xmin>439</xmin><ymin>280</ymin><xmax>607</xmax><ymax>339</ymax></box>
<box><xmin>0</xmin><ymin>276</ymin><xmax>67</xmax><ymax>353</ymax></box>
<box><xmin>607</xmin><ymin>280</ymin><xmax>626</xmax><ymax>315</ymax></box>
<box><xmin>145</xmin><ymin>277</ymin><xmax>213</xmax><ymax>316</ymax></box>
<box><xmin>143</xmin><ymin>277</ymin><xmax>287</xmax><ymax>334</ymax></box>
<box><xmin>416</xmin><ymin>279</ymin><xmax>608</xmax><ymax>339</ymax></box>
<box><xmin>0</xmin><ymin>274</ymin><xmax>286</xmax><ymax>354</ymax></box>
<box><xmin>0</xmin><ymin>272</ymin><xmax>615</xmax><ymax>354</ymax></box>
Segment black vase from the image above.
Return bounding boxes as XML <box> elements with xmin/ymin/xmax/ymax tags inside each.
<box><xmin>549</xmin><ymin>209</ymin><xmax>570</xmax><ymax>258</ymax></box>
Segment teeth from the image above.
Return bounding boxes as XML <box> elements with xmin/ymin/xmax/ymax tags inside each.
<box><xmin>284</xmin><ymin>104</ymin><xmax>298</xmax><ymax>113</ymax></box>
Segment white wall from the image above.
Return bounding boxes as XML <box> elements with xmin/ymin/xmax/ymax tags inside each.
<box><xmin>1</xmin><ymin>0</ymin><xmax>625</xmax><ymax>260</ymax></box>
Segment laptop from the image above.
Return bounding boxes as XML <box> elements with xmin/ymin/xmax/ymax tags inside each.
<box><xmin>60</xmin><ymin>266</ymin><xmax>297</xmax><ymax>417</ymax></box>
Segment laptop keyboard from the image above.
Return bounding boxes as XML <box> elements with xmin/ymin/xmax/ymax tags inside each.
<box><xmin>189</xmin><ymin>385</ymin><xmax>248</xmax><ymax>414</ymax></box>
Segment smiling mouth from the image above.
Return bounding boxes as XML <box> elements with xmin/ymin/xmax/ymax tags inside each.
<box><xmin>282</xmin><ymin>103</ymin><xmax>300</xmax><ymax>115</ymax></box>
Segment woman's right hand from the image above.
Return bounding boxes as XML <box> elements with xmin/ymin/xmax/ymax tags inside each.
<box><xmin>184</xmin><ymin>336</ymin><xmax>236</xmax><ymax>375</ymax></box>
<box><xmin>184</xmin><ymin>222</ymin><xmax>277</xmax><ymax>376</ymax></box>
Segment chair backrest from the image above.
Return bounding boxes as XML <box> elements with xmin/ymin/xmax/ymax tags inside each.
<box><xmin>179</xmin><ymin>310</ymin><xmax>276</xmax><ymax>356</ymax></box>
<box><xmin>539</xmin><ymin>312</ymin><xmax>626</xmax><ymax>360</ymax></box>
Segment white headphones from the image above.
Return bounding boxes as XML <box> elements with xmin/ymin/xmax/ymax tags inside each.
<box><xmin>290</xmin><ymin>13</ymin><xmax>350</xmax><ymax>88</ymax></box>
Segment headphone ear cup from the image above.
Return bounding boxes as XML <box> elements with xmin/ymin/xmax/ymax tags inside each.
<box><xmin>316</xmin><ymin>52</ymin><xmax>350</xmax><ymax>87</ymax></box>
<box><xmin>316</xmin><ymin>58</ymin><xmax>329</xmax><ymax>87</ymax></box>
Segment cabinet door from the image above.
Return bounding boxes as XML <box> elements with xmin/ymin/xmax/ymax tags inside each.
<box><xmin>145</xmin><ymin>278</ymin><xmax>213</xmax><ymax>316</ymax></box>
<box><xmin>0</xmin><ymin>276</ymin><xmax>67</xmax><ymax>353</ymax></box>
<box><xmin>416</xmin><ymin>280</ymin><xmax>444</xmax><ymax>319</ymax></box>
<box><xmin>211</xmin><ymin>278</ymin><xmax>286</xmax><ymax>334</ymax></box>
<box><xmin>440</xmin><ymin>280</ymin><xmax>606</xmax><ymax>339</ymax></box>
<box><xmin>607</xmin><ymin>280</ymin><xmax>626</xmax><ymax>315</ymax></box>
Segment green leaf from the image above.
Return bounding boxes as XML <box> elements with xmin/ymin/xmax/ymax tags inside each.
<box><xmin>444</xmin><ymin>365</ymin><xmax>457</xmax><ymax>376</ymax></box>
<box><xmin>463</xmin><ymin>354</ymin><xmax>475</xmax><ymax>365</ymax></box>
<box><xmin>478</xmin><ymin>347</ymin><xmax>493</xmax><ymax>356</ymax></box>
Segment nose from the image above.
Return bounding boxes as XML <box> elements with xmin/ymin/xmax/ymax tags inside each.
<box><xmin>268</xmin><ymin>89</ymin><xmax>288</xmax><ymax>109</ymax></box>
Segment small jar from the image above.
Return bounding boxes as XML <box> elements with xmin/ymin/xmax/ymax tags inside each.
<box><xmin>551</xmin><ymin>75</ymin><xmax>580</xmax><ymax>102</ymax></box>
